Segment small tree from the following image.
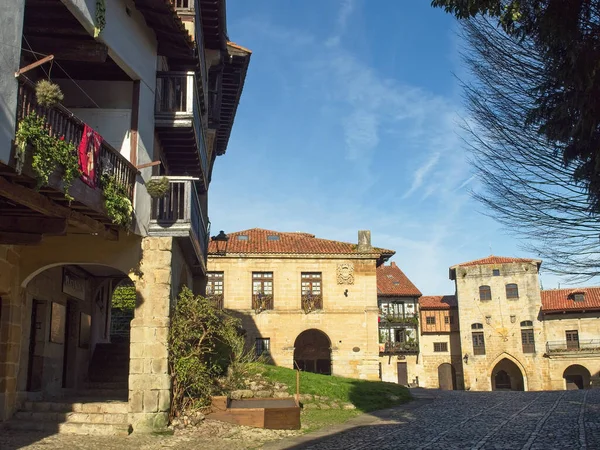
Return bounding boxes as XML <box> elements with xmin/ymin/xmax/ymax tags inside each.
<box><xmin>168</xmin><ymin>287</ymin><xmax>244</xmax><ymax>417</ymax></box>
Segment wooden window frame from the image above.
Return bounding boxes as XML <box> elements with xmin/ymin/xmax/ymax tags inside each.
<box><xmin>434</xmin><ymin>342</ymin><xmax>448</xmax><ymax>352</ymax></box>
<box><xmin>301</xmin><ymin>272</ymin><xmax>323</xmax><ymax>311</ymax></box>
<box><xmin>479</xmin><ymin>285</ymin><xmax>492</xmax><ymax>301</ymax></box>
<box><xmin>492</xmin><ymin>269</ymin><xmax>500</xmax><ymax>276</ymax></box>
<box><xmin>426</xmin><ymin>316</ymin><xmax>436</xmax><ymax>325</ymax></box>
<box><xmin>206</xmin><ymin>272</ymin><xmax>224</xmax><ymax>309</ymax></box>
<box><xmin>506</xmin><ymin>283</ymin><xmax>519</xmax><ymax>299</ymax></box>
<box><xmin>521</xmin><ymin>328</ymin><xmax>535</xmax><ymax>353</ymax></box>
<box><xmin>566</xmin><ymin>330</ymin><xmax>579</xmax><ymax>350</ymax></box>
<box><xmin>471</xmin><ymin>323</ymin><xmax>483</xmax><ymax>330</ymax></box>
<box><xmin>520</xmin><ymin>320</ymin><xmax>533</xmax><ymax>327</ymax></box>
<box><xmin>472</xmin><ymin>331</ymin><xmax>485</xmax><ymax>355</ymax></box>
<box><xmin>252</xmin><ymin>272</ymin><xmax>274</xmax><ymax>311</ymax></box>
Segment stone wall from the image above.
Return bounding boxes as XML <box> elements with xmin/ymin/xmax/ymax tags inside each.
<box><xmin>208</xmin><ymin>256</ymin><xmax>380</xmax><ymax>380</ymax></box>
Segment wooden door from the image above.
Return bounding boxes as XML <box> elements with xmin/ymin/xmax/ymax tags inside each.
<box><xmin>438</xmin><ymin>363</ymin><xmax>456</xmax><ymax>390</ymax></box>
<box><xmin>397</xmin><ymin>362</ymin><xmax>408</xmax><ymax>385</ymax></box>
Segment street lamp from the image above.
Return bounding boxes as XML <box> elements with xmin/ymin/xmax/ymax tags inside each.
<box><xmin>211</xmin><ymin>230</ymin><xmax>229</xmax><ymax>255</ymax></box>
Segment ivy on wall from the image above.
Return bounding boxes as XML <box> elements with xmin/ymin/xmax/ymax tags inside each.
<box><xmin>94</xmin><ymin>0</ymin><xmax>106</xmax><ymax>38</ymax></box>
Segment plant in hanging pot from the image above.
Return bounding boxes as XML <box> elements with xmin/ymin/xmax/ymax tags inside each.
<box><xmin>35</xmin><ymin>80</ymin><xmax>64</xmax><ymax>108</ymax></box>
<box><xmin>145</xmin><ymin>177</ymin><xmax>170</xmax><ymax>198</ymax></box>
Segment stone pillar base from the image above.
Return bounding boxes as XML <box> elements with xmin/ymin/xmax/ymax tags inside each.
<box><xmin>128</xmin><ymin>412</ymin><xmax>169</xmax><ymax>433</ymax></box>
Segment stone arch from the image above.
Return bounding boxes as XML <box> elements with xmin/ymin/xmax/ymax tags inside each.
<box><xmin>491</xmin><ymin>357</ymin><xmax>525</xmax><ymax>391</ymax></box>
<box><xmin>488</xmin><ymin>352</ymin><xmax>528</xmax><ymax>391</ymax></box>
<box><xmin>563</xmin><ymin>364</ymin><xmax>591</xmax><ymax>390</ymax></box>
<box><xmin>293</xmin><ymin>329</ymin><xmax>332</xmax><ymax>375</ymax></box>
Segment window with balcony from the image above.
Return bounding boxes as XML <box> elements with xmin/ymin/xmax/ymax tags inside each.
<box><xmin>506</xmin><ymin>283</ymin><xmax>519</xmax><ymax>299</ymax></box>
<box><xmin>566</xmin><ymin>330</ymin><xmax>579</xmax><ymax>350</ymax></box>
<box><xmin>479</xmin><ymin>285</ymin><xmax>492</xmax><ymax>301</ymax></box>
<box><xmin>301</xmin><ymin>272</ymin><xmax>322</xmax><ymax>312</ymax></box>
<box><xmin>434</xmin><ymin>342</ymin><xmax>448</xmax><ymax>352</ymax></box>
<box><xmin>206</xmin><ymin>272</ymin><xmax>224</xmax><ymax>309</ymax></box>
<box><xmin>426</xmin><ymin>316</ymin><xmax>436</xmax><ymax>325</ymax></box>
<box><xmin>255</xmin><ymin>338</ymin><xmax>270</xmax><ymax>356</ymax></box>
<box><xmin>521</xmin><ymin>328</ymin><xmax>535</xmax><ymax>353</ymax></box>
<box><xmin>472</xmin><ymin>332</ymin><xmax>486</xmax><ymax>355</ymax></box>
<box><xmin>252</xmin><ymin>272</ymin><xmax>273</xmax><ymax>311</ymax></box>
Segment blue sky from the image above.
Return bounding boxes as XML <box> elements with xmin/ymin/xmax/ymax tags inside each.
<box><xmin>208</xmin><ymin>0</ymin><xmax>572</xmax><ymax>295</ymax></box>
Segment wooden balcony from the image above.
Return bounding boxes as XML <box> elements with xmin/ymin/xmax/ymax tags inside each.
<box><xmin>148</xmin><ymin>176</ymin><xmax>209</xmax><ymax>274</ymax></box>
<box><xmin>379</xmin><ymin>341</ymin><xmax>419</xmax><ymax>355</ymax></box>
<box><xmin>546</xmin><ymin>339</ymin><xmax>600</xmax><ymax>356</ymax></box>
<box><xmin>379</xmin><ymin>313</ymin><xmax>419</xmax><ymax>327</ymax></box>
<box><xmin>208</xmin><ymin>294</ymin><xmax>224</xmax><ymax>310</ymax></box>
<box><xmin>1</xmin><ymin>79</ymin><xmax>138</xmax><ymax>241</ymax></box>
<box><xmin>155</xmin><ymin>71</ymin><xmax>208</xmax><ymax>187</ymax></box>
<box><xmin>252</xmin><ymin>294</ymin><xmax>274</xmax><ymax>313</ymax></box>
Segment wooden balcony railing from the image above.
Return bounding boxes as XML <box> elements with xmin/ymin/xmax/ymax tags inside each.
<box><xmin>208</xmin><ymin>294</ymin><xmax>224</xmax><ymax>310</ymax></box>
<box><xmin>148</xmin><ymin>176</ymin><xmax>209</xmax><ymax>261</ymax></box>
<box><xmin>379</xmin><ymin>341</ymin><xmax>419</xmax><ymax>354</ymax></box>
<box><xmin>16</xmin><ymin>79</ymin><xmax>137</xmax><ymax>201</ymax></box>
<box><xmin>155</xmin><ymin>71</ymin><xmax>208</xmax><ymax>178</ymax></box>
<box><xmin>546</xmin><ymin>339</ymin><xmax>600</xmax><ymax>354</ymax></box>
<box><xmin>379</xmin><ymin>313</ymin><xmax>419</xmax><ymax>327</ymax></box>
<box><xmin>252</xmin><ymin>294</ymin><xmax>273</xmax><ymax>313</ymax></box>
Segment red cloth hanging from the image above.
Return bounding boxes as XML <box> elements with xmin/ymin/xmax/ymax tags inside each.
<box><xmin>78</xmin><ymin>124</ymin><xmax>102</xmax><ymax>188</ymax></box>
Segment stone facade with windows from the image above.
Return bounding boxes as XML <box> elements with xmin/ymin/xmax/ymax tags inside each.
<box><xmin>207</xmin><ymin>228</ymin><xmax>394</xmax><ymax>380</ymax></box>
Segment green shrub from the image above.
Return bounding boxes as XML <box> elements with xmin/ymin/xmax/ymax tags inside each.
<box><xmin>111</xmin><ymin>285</ymin><xmax>136</xmax><ymax>310</ymax></box>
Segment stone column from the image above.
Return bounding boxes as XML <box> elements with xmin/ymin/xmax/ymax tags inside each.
<box><xmin>0</xmin><ymin>246</ymin><xmax>22</xmax><ymax>421</ymax></box>
<box><xmin>128</xmin><ymin>237</ymin><xmax>173</xmax><ymax>432</ymax></box>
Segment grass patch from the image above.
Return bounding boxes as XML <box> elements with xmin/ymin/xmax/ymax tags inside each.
<box><xmin>256</xmin><ymin>363</ymin><xmax>411</xmax><ymax>412</ymax></box>
<box><xmin>251</xmin><ymin>363</ymin><xmax>411</xmax><ymax>434</ymax></box>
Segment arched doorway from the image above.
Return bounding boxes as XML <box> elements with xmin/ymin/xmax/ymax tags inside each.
<box><xmin>438</xmin><ymin>363</ymin><xmax>456</xmax><ymax>390</ymax></box>
<box><xmin>293</xmin><ymin>329</ymin><xmax>331</xmax><ymax>375</ymax></box>
<box><xmin>491</xmin><ymin>358</ymin><xmax>524</xmax><ymax>391</ymax></box>
<box><xmin>563</xmin><ymin>365</ymin><xmax>591</xmax><ymax>390</ymax></box>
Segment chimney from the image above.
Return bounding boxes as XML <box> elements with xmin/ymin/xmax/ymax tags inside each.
<box><xmin>357</xmin><ymin>230</ymin><xmax>372</xmax><ymax>252</ymax></box>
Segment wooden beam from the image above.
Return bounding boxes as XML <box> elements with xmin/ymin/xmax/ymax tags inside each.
<box><xmin>24</xmin><ymin>37</ymin><xmax>108</xmax><ymax>63</ymax></box>
<box><xmin>0</xmin><ymin>217</ymin><xmax>67</xmax><ymax>235</ymax></box>
<box><xmin>0</xmin><ymin>177</ymin><xmax>112</xmax><ymax>239</ymax></box>
<box><xmin>136</xmin><ymin>161</ymin><xmax>162</xmax><ymax>170</ymax></box>
<box><xmin>15</xmin><ymin>55</ymin><xmax>54</xmax><ymax>77</ymax></box>
<box><xmin>0</xmin><ymin>232</ymin><xmax>43</xmax><ymax>245</ymax></box>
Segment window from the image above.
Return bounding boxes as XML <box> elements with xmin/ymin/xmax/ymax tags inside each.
<box><xmin>506</xmin><ymin>283</ymin><xmax>519</xmax><ymax>299</ymax></box>
<box><xmin>521</xmin><ymin>329</ymin><xmax>535</xmax><ymax>353</ymax></box>
<box><xmin>472</xmin><ymin>332</ymin><xmax>486</xmax><ymax>355</ymax></box>
<box><xmin>206</xmin><ymin>272</ymin><xmax>224</xmax><ymax>308</ymax></box>
<box><xmin>267</xmin><ymin>235</ymin><xmax>280</xmax><ymax>241</ymax></box>
<box><xmin>434</xmin><ymin>342</ymin><xmax>448</xmax><ymax>352</ymax></box>
<box><xmin>479</xmin><ymin>285</ymin><xmax>492</xmax><ymax>301</ymax></box>
<box><xmin>237</xmin><ymin>235</ymin><xmax>248</xmax><ymax>241</ymax></box>
<box><xmin>255</xmin><ymin>338</ymin><xmax>270</xmax><ymax>356</ymax></box>
<box><xmin>566</xmin><ymin>330</ymin><xmax>579</xmax><ymax>349</ymax></box>
<box><xmin>444</xmin><ymin>315</ymin><xmax>454</xmax><ymax>325</ymax></box>
<box><xmin>520</xmin><ymin>320</ymin><xmax>533</xmax><ymax>327</ymax></box>
<box><xmin>493</xmin><ymin>269</ymin><xmax>500</xmax><ymax>276</ymax></box>
<box><xmin>426</xmin><ymin>316</ymin><xmax>436</xmax><ymax>325</ymax></box>
<box><xmin>471</xmin><ymin>323</ymin><xmax>483</xmax><ymax>330</ymax></box>
<box><xmin>573</xmin><ymin>293</ymin><xmax>585</xmax><ymax>302</ymax></box>
<box><xmin>301</xmin><ymin>272</ymin><xmax>322</xmax><ymax>311</ymax></box>
<box><xmin>252</xmin><ymin>272</ymin><xmax>273</xmax><ymax>310</ymax></box>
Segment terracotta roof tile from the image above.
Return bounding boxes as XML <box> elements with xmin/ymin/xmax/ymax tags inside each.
<box><xmin>376</xmin><ymin>263</ymin><xmax>422</xmax><ymax>297</ymax></box>
<box><xmin>419</xmin><ymin>295</ymin><xmax>457</xmax><ymax>310</ymax></box>
<box><xmin>541</xmin><ymin>287</ymin><xmax>600</xmax><ymax>313</ymax></box>
<box><xmin>208</xmin><ymin>228</ymin><xmax>395</xmax><ymax>258</ymax></box>
<box><xmin>453</xmin><ymin>255</ymin><xmax>541</xmax><ymax>267</ymax></box>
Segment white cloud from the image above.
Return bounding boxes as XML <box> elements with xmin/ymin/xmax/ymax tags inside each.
<box><xmin>403</xmin><ymin>152</ymin><xmax>441</xmax><ymax>199</ymax></box>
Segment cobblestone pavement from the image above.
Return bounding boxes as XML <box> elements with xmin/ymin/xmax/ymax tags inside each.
<box><xmin>1</xmin><ymin>390</ymin><xmax>599</xmax><ymax>449</ymax></box>
<box><xmin>266</xmin><ymin>389</ymin><xmax>600</xmax><ymax>450</ymax></box>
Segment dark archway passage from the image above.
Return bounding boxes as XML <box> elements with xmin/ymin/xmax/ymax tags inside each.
<box><xmin>438</xmin><ymin>363</ymin><xmax>456</xmax><ymax>390</ymax></box>
<box><xmin>491</xmin><ymin>358</ymin><xmax>524</xmax><ymax>391</ymax></box>
<box><xmin>293</xmin><ymin>329</ymin><xmax>331</xmax><ymax>375</ymax></box>
<box><xmin>563</xmin><ymin>364</ymin><xmax>591</xmax><ymax>390</ymax></box>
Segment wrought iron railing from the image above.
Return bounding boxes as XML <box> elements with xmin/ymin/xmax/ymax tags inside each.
<box><xmin>149</xmin><ymin>176</ymin><xmax>209</xmax><ymax>260</ymax></box>
<box><xmin>252</xmin><ymin>294</ymin><xmax>273</xmax><ymax>313</ymax></box>
<box><xmin>546</xmin><ymin>339</ymin><xmax>600</xmax><ymax>354</ymax></box>
<box><xmin>301</xmin><ymin>294</ymin><xmax>323</xmax><ymax>313</ymax></box>
<box><xmin>16</xmin><ymin>79</ymin><xmax>137</xmax><ymax>201</ymax></box>
<box><xmin>155</xmin><ymin>71</ymin><xmax>208</xmax><ymax>179</ymax></box>
<box><xmin>380</xmin><ymin>340</ymin><xmax>419</xmax><ymax>354</ymax></box>
<box><xmin>110</xmin><ymin>308</ymin><xmax>133</xmax><ymax>343</ymax></box>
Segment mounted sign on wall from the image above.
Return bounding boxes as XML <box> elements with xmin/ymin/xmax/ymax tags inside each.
<box><xmin>62</xmin><ymin>268</ymin><xmax>86</xmax><ymax>300</ymax></box>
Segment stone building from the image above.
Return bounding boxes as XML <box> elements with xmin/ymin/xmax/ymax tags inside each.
<box><xmin>206</xmin><ymin>228</ymin><xmax>394</xmax><ymax>380</ymax></box>
<box><xmin>0</xmin><ymin>0</ymin><xmax>249</xmax><ymax>433</ymax></box>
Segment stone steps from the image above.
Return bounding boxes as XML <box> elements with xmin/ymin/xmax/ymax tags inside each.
<box><xmin>3</xmin><ymin>399</ymin><xmax>131</xmax><ymax>436</ymax></box>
